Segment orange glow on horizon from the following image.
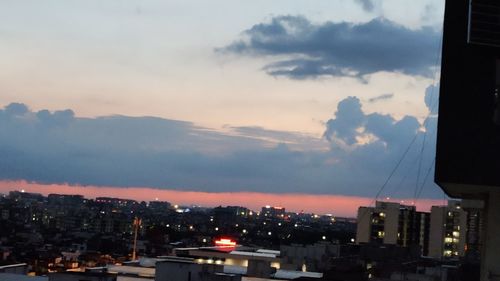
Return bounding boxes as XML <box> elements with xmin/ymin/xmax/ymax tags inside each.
<box><xmin>0</xmin><ymin>180</ymin><xmax>444</xmax><ymax>217</ymax></box>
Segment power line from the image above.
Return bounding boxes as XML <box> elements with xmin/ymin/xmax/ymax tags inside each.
<box><xmin>412</xmin><ymin>30</ymin><xmax>443</xmax><ymax>205</ymax></box>
<box><xmin>354</xmin><ymin>19</ymin><xmax>444</xmax><ymax>224</ymax></box>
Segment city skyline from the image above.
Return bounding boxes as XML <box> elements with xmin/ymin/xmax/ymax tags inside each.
<box><xmin>0</xmin><ymin>184</ymin><xmax>444</xmax><ymax>217</ymax></box>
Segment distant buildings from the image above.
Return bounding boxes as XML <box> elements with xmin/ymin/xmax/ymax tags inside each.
<box><xmin>356</xmin><ymin>200</ymin><xmax>484</xmax><ymax>260</ymax></box>
<box><xmin>47</xmin><ymin>194</ymin><xmax>84</xmax><ymax>206</ymax></box>
<box><xmin>261</xmin><ymin>206</ymin><xmax>285</xmax><ymax>219</ymax></box>
<box><xmin>0</xmin><ymin>190</ymin><xmax>356</xmax><ymax>277</ymax></box>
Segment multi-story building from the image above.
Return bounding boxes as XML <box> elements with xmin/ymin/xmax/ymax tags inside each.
<box><xmin>428</xmin><ymin>201</ymin><xmax>467</xmax><ymax>259</ymax></box>
<box><xmin>47</xmin><ymin>194</ymin><xmax>84</xmax><ymax>206</ymax></box>
<box><xmin>213</xmin><ymin>206</ymin><xmax>251</xmax><ymax>220</ymax></box>
<box><xmin>462</xmin><ymin>199</ymin><xmax>484</xmax><ymax>261</ymax></box>
<box><xmin>95</xmin><ymin>197</ymin><xmax>137</xmax><ymax>208</ymax></box>
<box><xmin>356</xmin><ymin>201</ymin><xmax>430</xmax><ymax>255</ymax></box>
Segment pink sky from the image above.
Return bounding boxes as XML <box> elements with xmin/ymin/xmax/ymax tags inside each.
<box><xmin>0</xmin><ymin>180</ymin><xmax>445</xmax><ymax>217</ymax></box>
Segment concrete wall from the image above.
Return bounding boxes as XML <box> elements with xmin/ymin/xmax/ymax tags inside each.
<box><xmin>429</xmin><ymin>206</ymin><xmax>445</xmax><ymax>258</ymax></box>
<box><xmin>356</xmin><ymin>207</ymin><xmax>372</xmax><ymax>244</ymax></box>
<box><xmin>383</xmin><ymin>207</ymin><xmax>399</xmax><ymax>245</ymax></box>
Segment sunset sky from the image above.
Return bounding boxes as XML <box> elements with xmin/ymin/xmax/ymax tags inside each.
<box><xmin>0</xmin><ymin>0</ymin><xmax>446</xmax><ymax>216</ymax></box>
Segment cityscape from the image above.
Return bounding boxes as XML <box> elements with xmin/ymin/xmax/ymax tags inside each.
<box><xmin>0</xmin><ymin>190</ymin><xmax>484</xmax><ymax>281</ymax></box>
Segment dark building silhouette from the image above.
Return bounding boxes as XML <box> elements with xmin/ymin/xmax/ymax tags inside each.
<box><xmin>436</xmin><ymin>0</ymin><xmax>500</xmax><ymax>198</ymax></box>
<box><xmin>436</xmin><ymin>1</ymin><xmax>500</xmax><ymax>279</ymax></box>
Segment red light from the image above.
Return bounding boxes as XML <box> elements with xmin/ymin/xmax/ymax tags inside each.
<box><xmin>215</xmin><ymin>238</ymin><xmax>236</xmax><ymax>247</ymax></box>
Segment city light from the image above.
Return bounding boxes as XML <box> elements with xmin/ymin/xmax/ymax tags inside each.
<box><xmin>214</xmin><ymin>238</ymin><xmax>237</xmax><ymax>247</ymax></box>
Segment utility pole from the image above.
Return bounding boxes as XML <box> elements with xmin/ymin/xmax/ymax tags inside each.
<box><xmin>132</xmin><ymin>217</ymin><xmax>141</xmax><ymax>261</ymax></box>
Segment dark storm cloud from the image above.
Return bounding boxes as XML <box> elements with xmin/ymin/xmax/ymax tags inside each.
<box><xmin>0</xmin><ymin>86</ymin><xmax>442</xmax><ymax>198</ymax></box>
<box><xmin>219</xmin><ymin>16</ymin><xmax>441</xmax><ymax>79</ymax></box>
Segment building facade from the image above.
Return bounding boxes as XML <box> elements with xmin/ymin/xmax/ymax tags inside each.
<box><xmin>356</xmin><ymin>201</ymin><xmax>430</xmax><ymax>255</ymax></box>
<box><xmin>428</xmin><ymin>201</ymin><xmax>467</xmax><ymax>259</ymax></box>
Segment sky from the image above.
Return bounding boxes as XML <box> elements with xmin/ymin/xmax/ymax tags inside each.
<box><xmin>0</xmin><ymin>0</ymin><xmax>446</xmax><ymax>216</ymax></box>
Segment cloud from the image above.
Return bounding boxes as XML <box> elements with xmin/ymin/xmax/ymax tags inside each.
<box><xmin>324</xmin><ymin>96</ymin><xmax>420</xmax><ymax>149</ymax></box>
<box><xmin>324</xmin><ymin>97</ymin><xmax>365</xmax><ymax>145</ymax></box>
<box><xmin>0</xmin><ymin>103</ymin><xmax>330</xmax><ymax>194</ymax></box>
<box><xmin>227</xmin><ymin>126</ymin><xmax>328</xmax><ymax>151</ymax></box>
<box><xmin>0</xmin><ymin>88</ymin><xmax>441</xmax><ymax>199</ymax></box>
<box><xmin>219</xmin><ymin>16</ymin><xmax>441</xmax><ymax>79</ymax></box>
<box><xmin>368</xmin><ymin>93</ymin><xmax>394</xmax><ymax>103</ymax></box>
<box><xmin>424</xmin><ymin>83</ymin><xmax>439</xmax><ymax>115</ymax></box>
<box><xmin>4</xmin><ymin>103</ymin><xmax>29</xmax><ymax>117</ymax></box>
<box><xmin>355</xmin><ymin>0</ymin><xmax>376</xmax><ymax>12</ymax></box>
<box><xmin>323</xmin><ymin>86</ymin><xmax>439</xmax><ymax>199</ymax></box>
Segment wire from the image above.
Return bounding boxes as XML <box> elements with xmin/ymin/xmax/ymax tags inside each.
<box><xmin>415</xmin><ymin>158</ymin><xmax>436</xmax><ymax>200</ymax></box>
<box><xmin>413</xmin><ymin>29</ymin><xmax>443</xmax><ymax>204</ymax></box>
<box><xmin>354</xmin><ymin>12</ymin><xmax>444</xmax><ymax>225</ymax></box>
